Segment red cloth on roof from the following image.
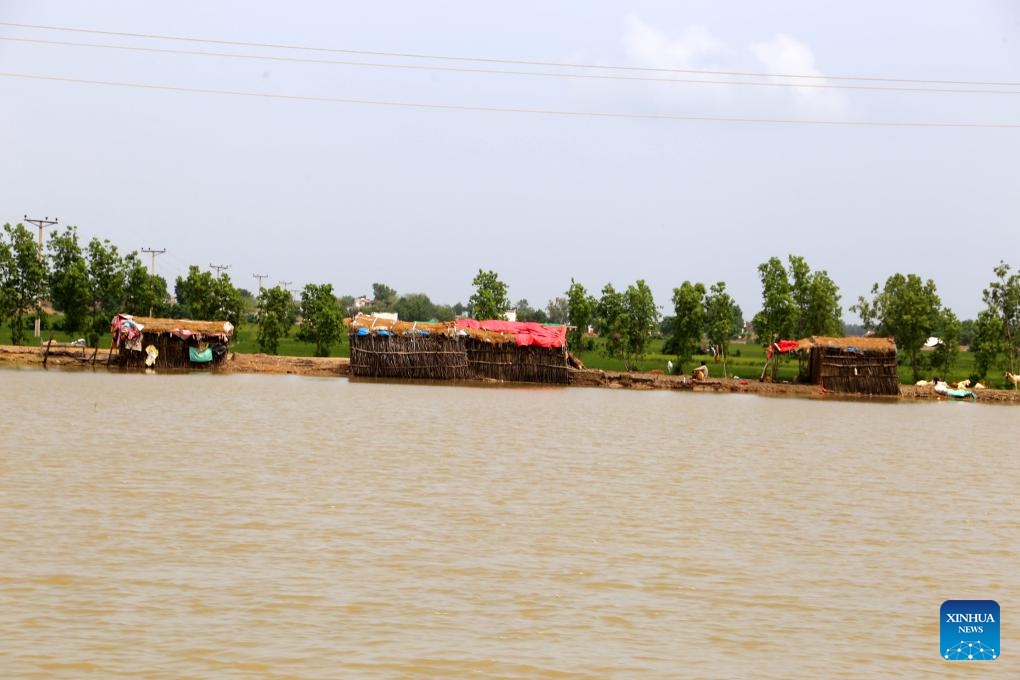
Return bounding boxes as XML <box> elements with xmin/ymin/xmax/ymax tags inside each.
<box><xmin>456</xmin><ymin>319</ymin><xmax>566</xmax><ymax>348</ymax></box>
<box><xmin>766</xmin><ymin>339</ymin><xmax>800</xmax><ymax>359</ymax></box>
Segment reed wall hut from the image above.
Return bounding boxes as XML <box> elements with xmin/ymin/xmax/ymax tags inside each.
<box><xmin>798</xmin><ymin>336</ymin><xmax>899</xmax><ymax>395</ymax></box>
<box><xmin>347</xmin><ymin>313</ymin><xmax>569</xmax><ymax>384</ymax></box>
<box><xmin>111</xmin><ymin>314</ymin><xmax>234</xmax><ymax>369</ymax></box>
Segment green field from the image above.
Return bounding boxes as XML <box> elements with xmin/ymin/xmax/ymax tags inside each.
<box><xmin>3</xmin><ymin>319</ymin><xmax>1008</xmax><ymax>387</ymax></box>
<box><xmin>574</xmin><ymin>338</ymin><xmax>996</xmax><ymax>387</ymax></box>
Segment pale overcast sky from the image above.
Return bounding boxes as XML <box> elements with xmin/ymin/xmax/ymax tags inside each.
<box><xmin>2</xmin><ymin>1</ymin><xmax>1018</xmax><ymax>320</ymax></box>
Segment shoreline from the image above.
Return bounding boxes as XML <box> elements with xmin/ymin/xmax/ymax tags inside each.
<box><xmin>3</xmin><ymin>344</ymin><xmax>1018</xmax><ymax>404</ymax></box>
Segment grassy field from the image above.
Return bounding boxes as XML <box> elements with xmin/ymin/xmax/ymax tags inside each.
<box><xmin>3</xmin><ymin>319</ymin><xmax>1007</xmax><ymax>387</ymax></box>
<box><xmin>575</xmin><ymin>338</ymin><xmax>997</xmax><ymax>387</ymax></box>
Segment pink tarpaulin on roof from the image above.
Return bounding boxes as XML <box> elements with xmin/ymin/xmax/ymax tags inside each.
<box><xmin>456</xmin><ymin>319</ymin><xmax>567</xmax><ymax>348</ymax></box>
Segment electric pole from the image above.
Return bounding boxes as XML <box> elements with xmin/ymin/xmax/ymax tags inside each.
<box><xmin>140</xmin><ymin>247</ymin><xmax>166</xmax><ymax>274</ymax></box>
<box><xmin>24</xmin><ymin>215</ymin><xmax>58</xmax><ymax>255</ymax></box>
<box><xmin>253</xmin><ymin>273</ymin><xmax>269</xmax><ymax>290</ymax></box>
<box><xmin>210</xmin><ymin>263</ymin><xmax>230</xmax><ymax>275</ymax></box>
<box><xmin>24</xmin><ymin>215</ymin><xmax>58</xmax><ymax>338</ymax></box>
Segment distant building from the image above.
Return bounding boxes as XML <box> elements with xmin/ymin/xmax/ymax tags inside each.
<box><xmin>353</xmin><ymin>296</ymin><xmax>372</xmax><ymax>309</ymax></box>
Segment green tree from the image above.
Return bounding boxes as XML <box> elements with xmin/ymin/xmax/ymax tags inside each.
<box><xmin>174</xmin><ymin>266</ymin><xmax>244</xmax><ymax>327</ymax></box>
<box><xmin>298</xmin><ymin>283</ymin><xmax>344</xmax><ymax>357</ymax></box>
<box><xmin>705</xmin><ymin>282</ymin><xmax>736</xmax><ymax>378</ymax></box>
<box><xmin>47</xmin><ymin>226</ymin><xmax>90</xmax><ymax>334</ymax></box>
<box><xmin>432</xmin><ymin>305</ymin><xmax>456</xmax><ymax>322</ymax></box>
<box><xmin>469</xmin><ymin>269</ymin><xmax>510</xmax><ymax>320</ymax></box>
<box><xmin>667</xmin><ymin>281</ymin><xmax>706</xmax><ymax>373</ymax></box>
<box><xmin>787</xmin><ymin>255</ymin><xmax>842</xmax><ymax>377</ymax></box>
<box><xmin>0</xmin><ymin>223</ymin><xmax>48</xmax><ymax>345</ymax></box>
<box><xmin>595</xmin><ymin>283</ymin><xmax>628</xmax><ymax>365</ymax></box>
<box><xmin>731</xmin><ymin>303</ymin><xmax>745</xmax><ymax>340</ymax></box>
<box><xmin>175</xmin><ymin>266</ymin><xmax>214</xmax><ymax>317</ymax></box>
<box><xmin>546</xmin><ymin>296</ymin><xmax>569</xmax><ymax>324</ymax></box>
<box><xmin>853</xmin><ymin>273</ymin><xmax>943</xmax><ymax>382</ymax></box>
<box><xmin>122</xmin><ymin>255</ymin><xmax>169</xmax><ymax>317</ymax></box>
<box><xmin>81</xmin><ymin>238</ymin><xmax>135</xmax><ymax>346</ymax></box>
<box><xmin>623</xmin><ymin>279</ymin><xmax>659</xmax><ymax>363</ymax></box>
<box><xmin>566</xmin><ymin>279</ymin><xmax>596</xmax><ymax>350</ymax></box>
<box><xmin>337</xmin><ymin>295</ymin><xmax>356</xmax><ymax>317</ymax></box>
<box><xmin>753</xmin><ymin>256</ymin><xmax>795</xmax><ymax>380</ymax></box>
<box><xmin>513</xmin><ymin>299</ymin><xmax>549</xmax><ymax>323</ymax></box>
<box><xmin>370</xmin><ymin>282</ymin><xmax>398</xmax><ymax>310</ymax></box>
<box><xmin>971</xmin><ymin>308</ymin><xmax>1003</xmax><ymax>378</ymax></box>
<box><xmin>394</xmin><ymin>292</ymin><xmax>438</xmax><ymax>321</ymax></box>
<box><xmin>929</xmin><ymin>308</ymin><xmax>962</xmax><ymax>378</ymax></box>
<box><xmin>784</xmin><ymin>254</ymin><xmax>843</xmax><ymax>338</ymax></box>
<box><xmin>753</xmin><ymin>256</ymin><xmax>795</xmax><ymax>344</ymax></box>
<box><xmin>981</xmin><ymin>261</ymin><xmax>1020</xmax><ymax>374</ymax></box>
<box><xmin>959</xmin><ymin>319</ymin><xmax>975</xmax><ymax>347</ymax></box>
<box><xmin>256</xmin><ymin>286</ymin><xmax>294</xmax><ymax>354</ymax></box>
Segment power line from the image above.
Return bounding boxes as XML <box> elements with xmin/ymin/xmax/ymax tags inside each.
<box><xmin>2</xmin><ymin>20</ymin><xmax>1017</xmax><ymax>88</ymax></box>
<box><xmin>253</xmin><ymin>273</ymin><xmax>269</xmax><ymax>290</ymax></box>
<box><xmin>2</xmin><ymin>71</ymin><xmax>1017</xmax><ymax>129</ymax></box>
<box><xmin>2</xmin><ymin>36</ymin><xmax>1016</xmax><ymax>96</ymax></box>
<box><xmin>209</xmin><ymin>263</ymin><xmax>230</xmax><ymax>275</ymax></box>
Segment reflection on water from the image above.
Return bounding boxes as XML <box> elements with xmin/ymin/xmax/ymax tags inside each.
<box><xmin>1</xmin><ymin>369</ymin><xmax>1017</xmax><ymax>678</ymax></box>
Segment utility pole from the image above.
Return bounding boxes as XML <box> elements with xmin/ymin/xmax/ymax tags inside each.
<box><xmin>140</xmin><ymin>247</ymin><xmax>166</xmax><ymax>275</ymax></box>
<box><xmin>24</xmin><ymin>215</ymin><xmax>58</xmax><ymax>338</ymax></box>
<box><xmin>253</xmin><ymin>273</ymin><xmax>269</xmax><ymax>290</ymax></box>
<box><xmin>209</xmin><ymin>263</ymin><xmax>230</xmax><ymax>276</ymax></box>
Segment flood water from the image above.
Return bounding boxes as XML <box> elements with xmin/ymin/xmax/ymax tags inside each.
<box><xmin>0</xmin><ymin>368</ymin><xmax>1016</xmax><ymax>678</ymax></box>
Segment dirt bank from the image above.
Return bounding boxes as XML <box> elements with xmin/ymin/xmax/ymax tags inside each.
<box><xmin>0</xmin><ymin>344</ymin><xmax>349</xmax><ymax>377</ymax></box>
<box><xmin>3</xmin><ymin>344</ymin><xmax>1018</xmax><ymax>404</ymax></box>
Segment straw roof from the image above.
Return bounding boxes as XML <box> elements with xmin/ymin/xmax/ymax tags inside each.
<box><xmin>130</xmin><ymin>316</ymin><xmax>235</xmax><ymax>336</ymax></box>
<box><xmin>344</xmin><ymin>311</ymin><xmax>567</xmax><ymax>348</ymax></box>
<box><xmin>346</xmin><ymin>313</ymin><xmax>453</xmax><ymax>336</ymax></box>
<box><xmin>797</xmin><ymin>336</ymin><xmax>896</xmax><ymax>354</ymax></box>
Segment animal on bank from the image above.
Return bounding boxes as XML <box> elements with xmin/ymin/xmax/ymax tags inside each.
<box><xmin>1007</xmin><ymin>372</ymin><xmax>1020</xmax><ymax>390</ymax></box>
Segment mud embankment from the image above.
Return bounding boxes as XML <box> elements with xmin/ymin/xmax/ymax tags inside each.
<box><xmin>3</xmin><ymin>344</ymin><xmax>1018</xmax><ymax>404</ymax></box>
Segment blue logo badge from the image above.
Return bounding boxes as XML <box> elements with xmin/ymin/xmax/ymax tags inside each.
<box><xmin>941</xmin><ymin>600</ymin><xmax>999</xmax><ymax>660</ymax></box>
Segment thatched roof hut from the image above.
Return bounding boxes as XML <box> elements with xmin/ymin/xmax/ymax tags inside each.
<box><xmin>111</xmin><ymin>314</ymin><xmax>234</xmax><ymax>369</ymax></box>
<box><xmin>347</xmin><ymin>313</ymin><xmax>570</xmax><ymax>383</ymax></box>
<box><xmin>798</xmin><ymin>336</ymin><xmax>899</xmax><ymax>395</ymax></box>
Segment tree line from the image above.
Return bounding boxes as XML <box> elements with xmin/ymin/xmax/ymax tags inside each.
<box><xmin>2</xmin><ymin>223</ymin><xmax>1019</xmax><ymax>378</ymax></box>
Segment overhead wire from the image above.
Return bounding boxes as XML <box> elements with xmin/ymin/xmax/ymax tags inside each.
<box><xmin>1</xmin><ymin>36</ymin><xmax>1016</xmax><ymax>96</ymax></box>
<box><xmin>1</xmin><ymin>20</ymin><xmax>1018</xmax><ymax>88</ymax></box>
<box><xmin>2</xmin><ymin>71</ymin><xmax>1018</xmax><ymax>129</ymax></box>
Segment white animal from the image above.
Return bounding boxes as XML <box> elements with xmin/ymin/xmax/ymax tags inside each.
<box><xmin>667</xmin><ymin>360</ymin><xmax>673</xmax><ymax>374</ymax></box>
<box><xmin>915</xmin><ymin>379</ymin><xmax>931</xmax><ymax>387</ymax></box>
<box><xmin>1007</xmin><ymin>372</ymin><xmax>1020</xmax><ymax>390</ymax></box>
<box><xmin>954</xmin><ymin>379</ymin><xmax>971</xmax><ymax>389</ymax></box>
<box><xmin>973</xmin><ymin>382</ymin><xmax>986</xmax><ymax>389</ymax></box>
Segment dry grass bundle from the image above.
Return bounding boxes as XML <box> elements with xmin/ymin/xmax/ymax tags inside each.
<box><xmin>798</xmin><ymin>336</ymin><xmax>896</xmax><ymax>354</ymax></box>
<box><xmin>127</xmin><ymin>316</ymin><xmax>234</xmax><ymax>337</ymax></box>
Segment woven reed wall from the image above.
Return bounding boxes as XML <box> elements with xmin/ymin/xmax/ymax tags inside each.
<box><xmin>810</xmin><ymin>347</ymin><xmax>899</xmax><ymax>395</ymax></box>
<box><xmin>464</xmin><ymin>340</ymin><xmax>569</xmax><ymax>384</ymax></box>
<box><xmin>349</xmin><ymin>334</ymin><xmax>471</xmax><ymax>379</ymax></box>
<box><xmin>349</xmin><ymin>334</ymin><xmax>569</xmax><ymax>383</ymax></box>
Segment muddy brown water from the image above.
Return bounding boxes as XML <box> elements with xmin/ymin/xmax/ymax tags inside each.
<box><xmin>1</xmin><ymin>369</ymin><xmax>1016</xmax><ymax>678</ymax></box>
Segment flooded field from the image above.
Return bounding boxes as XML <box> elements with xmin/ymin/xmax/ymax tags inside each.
<box><xmin>1</xmin><ymin>369</ymin><xmax>1015</xmax><ymax>678</ymax></box>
